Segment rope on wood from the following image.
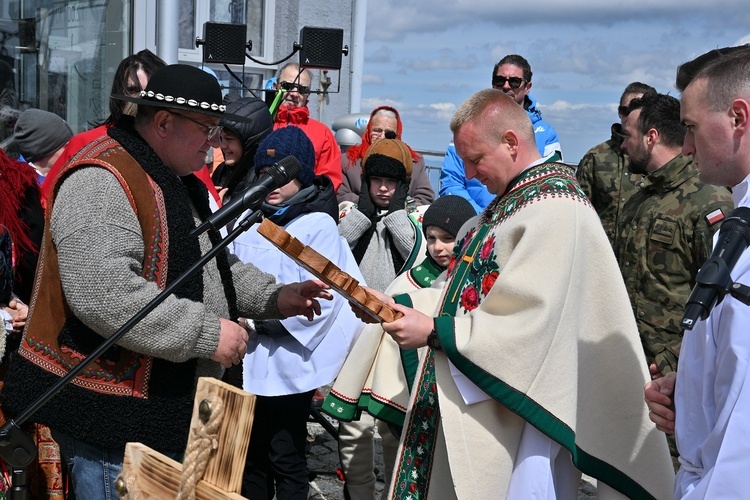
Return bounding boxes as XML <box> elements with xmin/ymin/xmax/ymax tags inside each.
<box><xmin>176</xmin><ymin>394</ymin><xmax>225</xmax><ymax>500</ymax></box>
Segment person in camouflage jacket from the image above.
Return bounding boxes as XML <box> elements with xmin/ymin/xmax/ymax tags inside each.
<box><xmin>577</xmin><ymin>82</ymin><xmax>655</xmax><ymax>247</ymax></box>
<box><xmin>616</xmin><ymin>92</ymin><xmax>734</xmax><ymax>376</ymax></box>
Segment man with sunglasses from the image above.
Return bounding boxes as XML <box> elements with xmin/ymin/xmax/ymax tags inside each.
<box><xmin>272</xmin><ymin>63</ymin><xmax>343</xmax><ymax>191</ymax></box>
<box><xmin>439</xmin><ymin>54</ymin><xmax>562</xmax><ymax>213</ymax></box>
<box><xmin>576</xmin><ymin>82</ymin><xmax>655</xmax><ymax>247</ymax></box>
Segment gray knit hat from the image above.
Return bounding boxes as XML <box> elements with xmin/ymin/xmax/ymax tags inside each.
<box><xmin>14</xmin><ymin>109</ymin><xmax>73</xmax><ymax>162</ymax></box>
<box><xmin>422</xmin><ymin>195</ymin><xmax>477</xmax><ymax>237</ymax></box>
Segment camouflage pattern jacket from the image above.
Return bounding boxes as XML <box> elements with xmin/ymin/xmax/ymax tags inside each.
<box><xmin>615</xmin><ymin>154</ymin><xmax>734</xmax><ymax>374</ymax></box>
<box><xmin>576</xmin><ymin>123</ymin><xmax>642</xmax><ymax>247</ymax></box>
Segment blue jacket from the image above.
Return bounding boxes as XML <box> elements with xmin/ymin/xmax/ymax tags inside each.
<box><xmin>439</xmin><ymin>95</ymin><xmax>561</xmax><ymax>212</ymax></box>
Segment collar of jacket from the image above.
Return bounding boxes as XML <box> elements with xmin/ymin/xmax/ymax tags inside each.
<box><xmin>640</xmin><ymin>154</ymin><xmax>695</xmax><ymax>195</ymax></box>
<box><xmin>275</xmin><ymin>105</ymin><xmax>310</xmax><ymax>125</ymax></box>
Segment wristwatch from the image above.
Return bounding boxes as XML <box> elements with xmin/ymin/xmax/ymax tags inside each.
<box><xmin>427</xmin><ymin>329</ymin><xmax>442</xmax><ymax>351</ymax></box>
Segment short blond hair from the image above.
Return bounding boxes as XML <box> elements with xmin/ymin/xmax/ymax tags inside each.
<box><xmin>450</xmin><ymin>89</ymin><xmax>534</xmax><ymax>146</ymax></box>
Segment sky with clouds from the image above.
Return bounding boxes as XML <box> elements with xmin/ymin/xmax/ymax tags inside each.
<box><xmin>358</xmin><ymin>1</ymin><xmax>750</xmax><ymax>166</ymax></box>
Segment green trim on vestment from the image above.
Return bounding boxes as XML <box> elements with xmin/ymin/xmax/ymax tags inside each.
<box><xmin>323</xmin><ymin>391</ymin><xmax>410</xmax><ymax>427</ymax></box>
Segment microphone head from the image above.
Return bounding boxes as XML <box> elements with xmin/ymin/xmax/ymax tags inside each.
<box><xmin>721</xmin><ymin>206</ymin><xmax>750</xmax><ymax>244</ymax></box>
<box><xmin>268</xmin><ymin>156</ymin><xmax>303</xmax><ymax>187</ymax></box>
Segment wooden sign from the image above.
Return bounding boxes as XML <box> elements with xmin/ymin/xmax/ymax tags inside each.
<box><xmin>257</xmin><ymin>218</ymin><xmax>403</xmax><ymax>323</ymax></box>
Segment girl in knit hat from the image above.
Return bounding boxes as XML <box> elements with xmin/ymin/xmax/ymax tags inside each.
<box><xmin>327</xmin><ymin>195</ymin><xmax>476</xmax><ymax>499</ymax></box>
<box><xmin>231</xmin><ymin>125</ymin><xmax>365</xmax><ymax>500</ymax></box>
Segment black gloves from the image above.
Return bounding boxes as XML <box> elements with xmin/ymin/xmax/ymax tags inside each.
<box><xmin>357</xmin><ymin>175</ymin><xmax>377</xmax><ymax>219</ymax></box>
<box><xmin>388</xmin><ymin>178</ymin><xmax>409</xmax><ymax>214</ymax></box>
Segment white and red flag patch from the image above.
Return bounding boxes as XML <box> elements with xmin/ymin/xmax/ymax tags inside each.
<box><xmin>705</xmin><ymin>208</ymin><xmax>726</xmax><ymax>226</ymax></box>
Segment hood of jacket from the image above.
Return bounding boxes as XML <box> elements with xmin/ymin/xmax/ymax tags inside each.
<box><xmin>220</xmin><ymin>97</ymin><xmax>274</xmax><ymax>160</ymax></box>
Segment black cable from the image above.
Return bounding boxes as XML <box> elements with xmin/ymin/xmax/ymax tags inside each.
<box><xmin>245</xmin><ymin>45</ymin><xmax>300</xmax><ymax>66</ymax></box>
<box><xmin>222</xmin><ymin>63</ymin><xmax>259</xmax><ymax>98</ymax></box>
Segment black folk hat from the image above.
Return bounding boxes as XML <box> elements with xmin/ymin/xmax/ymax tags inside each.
<box><xmin>112</xmin><ymin>64</ymin><xmax>251</xmax><ymax>122</ymax></box>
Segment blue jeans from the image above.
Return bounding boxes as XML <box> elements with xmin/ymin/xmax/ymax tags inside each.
<box><xmin>51</xmin><ymin>429</ymin><xmax>124</xmax><ymax>500</ymax></box>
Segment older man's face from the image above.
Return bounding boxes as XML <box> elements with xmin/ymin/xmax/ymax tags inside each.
<box><xmin>161</xmin><ymin>109</ymin><xmax>222</xmax><ymax>176</ymax></box>
<box><xmin>276</xmin><ymin>67</ymin><xmax>311</xmax><ymax>108</ymax></box>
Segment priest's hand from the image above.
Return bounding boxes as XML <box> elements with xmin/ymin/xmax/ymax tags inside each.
<box><xmin>381</xmin><ymin>303</ymin><xmax>433</xmax><ymax>350</ymax></box>
<box><xmin>348</xmin><ymin>287</ymin><xmax>394</xmax><ymax>324</ymax></box>
<box><xmin>644</xmin><ymin>365</ymin><xmax>676</xmax><ymax>435</ymax></box>
<box><xmin>277</xmin><ymin>280</ymin><xmax>332</xmax><ymax>321</ymax></box>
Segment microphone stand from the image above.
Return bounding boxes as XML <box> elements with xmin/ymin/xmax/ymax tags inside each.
<box><xmin>0</xmin><ymin>209</ymin><xmax>264</xmax><ymax>499</ymax></box>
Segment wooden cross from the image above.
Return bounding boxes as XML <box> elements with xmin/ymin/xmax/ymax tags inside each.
<box><xmin>116</xmin><ymin>377</ymin><xmax>255</xmax><ymax>499</ymax></box>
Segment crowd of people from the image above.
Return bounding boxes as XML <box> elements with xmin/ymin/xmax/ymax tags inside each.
<box><xmin>0</xmin><ymin>43</ymin><xmax>749</xmax><ymax>500</ymax></box>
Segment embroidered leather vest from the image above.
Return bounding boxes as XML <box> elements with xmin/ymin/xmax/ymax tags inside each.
<box><xmin>2</xmin><ymin>135</ymin><xmax>197</xmax><ymax>452</ymax></box>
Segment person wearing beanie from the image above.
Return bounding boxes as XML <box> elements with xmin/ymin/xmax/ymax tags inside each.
<box><xmin>335</xmin><ymin>137</ymin><xmax>427</xmax><ymax>499</ymax></box>
<box><xmin>212</xmin><ymin>96</ymin><xmax>274</xmax><ymax>205</ymax></box>
<box><xmin>420</xmin><ymin>195</ymin><xmax>477</xmax><ymax>269</ymax></box>
<box><xmin>324</xmin><ymin>194</ymin><xmax>476</xmax><ymax>498</ymax></box>
<box><xmin>13</xmin><ymin>108</ymin><xmax>73</xmax><ymax>182</ymax></box>
<box><xmin>231</xmin><ymin>125</ymin><xmax>364</xmax><ymax>500</ymax></box>
<box><xmin>338</xmin><ymin>105</ymin><xmax>434</xmax><ymax>205</ymax></box>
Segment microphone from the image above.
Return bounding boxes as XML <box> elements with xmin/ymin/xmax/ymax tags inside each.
<box><xmin>681</xmin><ymin>207</ymin><xmax>750</xmax><ymax>330</ymax></box>
<box><xmin>192</xmin><ymin>155</ymin><xmax>302</xmax><ymax>236</ymax></box>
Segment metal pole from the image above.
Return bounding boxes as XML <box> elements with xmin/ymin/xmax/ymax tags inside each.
<box><xmin>349</xmin><ymin>0</ymin><xmax>367</xmax><ymax>113</ymax></box>
<box><xmin>157</xmin><ymin>0</ymin><xmax>180</xmax><ymax>64</ymax></box>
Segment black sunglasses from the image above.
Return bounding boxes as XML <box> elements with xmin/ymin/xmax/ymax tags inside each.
<box><xmin>279</xmin><ymin>81</ymin><xmax>311</xmax><ymax>95</ymax></box>
<box><xmin>618</xmin><ymin>105</ymin><xmax>630</xmax><ymax>116</ymax></box>
<box><xmin>492</xmin><ymin>75</ymin><xmax>526</xmax><ymax>89</ymax></box>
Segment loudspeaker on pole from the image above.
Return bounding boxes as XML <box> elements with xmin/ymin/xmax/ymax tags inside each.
<box><xmin>201</xmin><ymin>22</ymin><xmax>248</xmax><ymax>65</ymax></box>
<box><xmin>298</xmin><ymin>27</ymin><xmax>345</xmax><ymax>70</ymax></box>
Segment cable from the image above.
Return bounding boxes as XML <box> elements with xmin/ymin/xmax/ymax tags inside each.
<box><xmin>245</xmin><ymin>45</ymin><xmax>301</xmax><ymax>66</ymax></box>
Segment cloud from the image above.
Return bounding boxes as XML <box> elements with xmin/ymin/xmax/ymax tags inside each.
<box><xmin>368</xmin><ymin>45</ymin><xmax>392</xmax><ymax>63</ymax></box>
<box><xmin>362</xmin><ymin>74</ymin><xmax>384</xmax><ymax>85</ymax></box>
<box><xmin>365</xmin><ymin>1</ymin><xmax>750</xmax><ymax>42</ymax></box>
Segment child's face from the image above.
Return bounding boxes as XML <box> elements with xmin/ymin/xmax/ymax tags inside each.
<box><xmin>425</xmin><ymin>225</ymin><xmax>456</xmax><ymax>268</ymax></box>
<box><xmin>368</xmin><ymin>176</ymin><xmax>398</xmax><ymax>209</ymax></box>
<box><xmin>219</xmin><ymin>129</ymin><xmax>242</xmax><ymax>166</ymax></box>
<box><xmin>259</xmin><ymin>166</ymin><xmax>301</xmax><ymax>205</ymax></box>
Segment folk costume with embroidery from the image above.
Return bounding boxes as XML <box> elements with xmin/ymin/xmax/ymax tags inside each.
<box><xmin>387</xmin><ymin>162</ymin><xmax>674</xmax><ymax>500</ymax></box>
<box><xmin>324</xmin><ymin>256</ymin><xmax>445</xmax><ymax>427</ymax></box>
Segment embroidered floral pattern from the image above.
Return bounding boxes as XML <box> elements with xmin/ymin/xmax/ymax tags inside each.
<box><xmin>391</xmin><ymin>351</ymin><xmax>440</xmax><ymax>500</ymax></box>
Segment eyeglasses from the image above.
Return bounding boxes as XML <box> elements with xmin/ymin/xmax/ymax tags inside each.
<box><xmin>618</xmin><ymin>105</ymin><xmax>630</xmax><ymax>117</ymax></box>
<box><xmin>371</xmin><ymin>128</ymin><xmax>396</xmax><ymax>137</ymax></box>
<box><xmin>167</xmin><ymin>110</ymin><xmax>222</xmax><ymax>142</ymax></box>
<box><xmin>492</xmin><ymin>75</ymin><xmax>526</xmax><ymax>89</ymax></box>
<box><xmin>279</xmin><ymin>81</ymin><xmax>311</xmax><ymax>95</ymax></box>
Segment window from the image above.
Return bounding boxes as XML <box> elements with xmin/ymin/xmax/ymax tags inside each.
<box><xmin>0</xmin><ymin>0</ymin><xmax>132</xmax><ymax>149</ymax></box>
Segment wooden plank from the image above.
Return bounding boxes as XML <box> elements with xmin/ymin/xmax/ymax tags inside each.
<box><xmin>188</xmin><ymin>377</ymin><xmax>256</xmax><ymax>493</ymax></box>
<box><xmin>257</xmin><ymin>218</ymin><xmax>403</xmax><ymax>322</ymax></box>
<box><xmin>121</xmin><ymin>442</ymin><xmax>245</xmax><ymax>499</ymax></box>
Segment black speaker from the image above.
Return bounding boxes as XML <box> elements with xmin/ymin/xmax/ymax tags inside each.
<box><xmin>298</xmin><ymin>27</ymin><xmax>344</xmax><ymax>70</ymax></box>
<box><xmin>202</xmin><ymin>22</ymin><xmax>247</xmax><ymax>64</ymax></box>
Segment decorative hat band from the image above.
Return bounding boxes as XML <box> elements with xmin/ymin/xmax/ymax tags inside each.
<box><xmin>138</xmin><ymin>90</ymin><xmax>227</xmax><ymax>112</ymax></box>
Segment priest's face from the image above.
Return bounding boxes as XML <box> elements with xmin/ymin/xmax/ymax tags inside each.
<box><xmin>454</xmin><ymin>120</ymin><xmax>518</xmax><ymax>195</ymax></box>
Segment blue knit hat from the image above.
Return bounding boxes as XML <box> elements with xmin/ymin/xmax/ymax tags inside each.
<box><xmin>254</xmin><ymin>126</ymin><xmax>315</xmax><ymax>188</ymax></box>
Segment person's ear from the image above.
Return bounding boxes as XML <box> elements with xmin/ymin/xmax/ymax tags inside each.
<box><xmin>730</xmin><ymin>98</ymin><xmax>750</xmax><ymax>135</ymax></box>
<box><xmin>502</xmin><ymin>129</ymin><xmax>519</xmax><ymax>152</ymax></box>
<box><xmin>153</xmin><ymin>110</ymin><xmax>171</xmax><ymax>138</ymax></box>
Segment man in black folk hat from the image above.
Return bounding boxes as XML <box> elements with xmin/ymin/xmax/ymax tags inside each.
<box><xmin>0</xmin><ymin>64</ymin><xmax>330</xmax><ymax>499</ymax></box>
